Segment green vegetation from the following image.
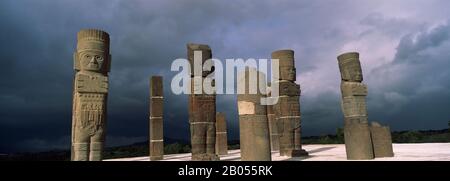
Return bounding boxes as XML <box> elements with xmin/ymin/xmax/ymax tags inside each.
<box><xmin>104</xmin><ymin>144</ymin><xmax>149</xmax><ymax>159</ymax></box>
<box><xmin>392</xmin><ymin>130</ymin><xmax>449</xmax><ymax>143</ymax></box>
<box><xmin>103</xmin><ymin>141</ymin><xmax>192</xmax><ymax>159</ymax></box>
<box><xmin>302</xmin><ymin>128</ymin><xmax>449</xmax><ymax>145</ymax></box>
<box><xmin>164</xmin><ymin>142</ymin><xmax>191</xmax><ymax>154</ymax></box>
<box><xmin>227</xmin><ymin>140</ymin><xmax>240</xmax><ymax>150</ymax></box>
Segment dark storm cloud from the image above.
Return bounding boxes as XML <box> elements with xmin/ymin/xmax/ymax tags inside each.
<box><xmin>1</xmin><ymin>0</ymin><xmax>449</xmax><ymax>152</ymax></box>
<box><xmin>366</xmin><ymin>21</ymin><xmax>450</xmax><ymax>130</ymax></box>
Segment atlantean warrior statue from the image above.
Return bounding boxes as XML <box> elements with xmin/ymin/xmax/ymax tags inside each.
<box><xmin>187</xmin><ymin>43</ymin><xmax>219</xmax><ymax>161</ymax></box>
<box><xmin>337</xmin><ymin>52</ymin><xmax>374</xmax><ymax>160</ymax></box>
<box><xmin>71</xmin><ymin>29</ymin><xmax>111</xmax><ymax>161</ymax></box>
<box><xmin>272</xmin><ymin>50</ymin><xmax>308</xmax><ymax>157</ymax></box>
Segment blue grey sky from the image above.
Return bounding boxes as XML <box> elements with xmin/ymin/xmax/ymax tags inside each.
<box><xmin>1</xmin><ymin>0</ymin><xmax>449</xmax><ymax>152</ymax></box>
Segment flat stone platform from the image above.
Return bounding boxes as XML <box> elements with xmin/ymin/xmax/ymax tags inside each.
<box><xmin>105</xmin><ymin>143</ymin><xmax>450</xmax><ymax>161</ymax></box>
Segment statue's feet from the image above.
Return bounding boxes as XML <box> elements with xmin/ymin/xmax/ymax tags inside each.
<box><xmin>191</xmin><ymin>153</ymin><xmax>220</xmax><ymax>161</ymax></box>
<box><xmin>280</xmin><ymin>149</ymin><xmax>309</xmax><ymax>157</ymax></box>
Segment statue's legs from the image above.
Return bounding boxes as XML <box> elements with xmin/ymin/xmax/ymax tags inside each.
<box><xmin>72</xmin><ymin>131</ymin><xmax>90</xmax><ymax>161</ymax></box>
<box><xmin>206</xmin><ymin>123</ymin><xmax>219</xmax><ymax>160</ymax></box>
<box><xmin>191</xmin><ymin>122</ymin><xmax>206</xmax><ymax>160</ymax></box>
<box><xmin>206</xmin><ymin>123</ymin><xmax>216</xmax><ymax>155</ymax></box>
<box><xmin>294</xmin><ymin>126</ymin><xmax>301</xmax><ymax>150</ymax></box>
<box><xmin>279</xmin><ymin>118</ymin><xmax>294</xmax><ymax>156</ymax></box>
<box><xmin>90</xmin><ymin>130</ymin><xmax>104</xmax><ymax>161</ymax></box>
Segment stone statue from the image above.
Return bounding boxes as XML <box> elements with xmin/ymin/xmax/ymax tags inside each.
<box><xmin>272</xmin><ymin>50</ymin><xmax>308</xmax><ymax>157</ymax></box>
<box><xmin>187</xmin><ymin>43</ymin><xmax>219</xmax><ymax>161</ymax></box>
<box><xmin>337</xmin><ymin>52</ymin><xmax>374</xmax><ymax>160</ymax></box>
<box><xmin>71</xmin><ymin>29</ymin><xmax>111</xmax><ymax>161</ymax></box>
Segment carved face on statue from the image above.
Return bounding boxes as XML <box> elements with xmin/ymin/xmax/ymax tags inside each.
<box><xmin>338</xmin><ymin>52</ymin><xmax>363</xmax><ymax>82</ymax></box>
<box><xmin>272</xmin><ymin>49</ymin><xmax>297</xmax><ymax>81</ymax></box>
<box><xmin>280</xmin><ymin>66</ymin><xmax>297</xmax><ymax>81</ymax></box>
<box><xmin>74</xmin><ymin>29</ymin><xmax>110</xmax><ymax>73</ymax></box>
<box><xmin>77</xmin><ymin>50</ymin><xmax>107</xmax><ymax>72</ymax></box>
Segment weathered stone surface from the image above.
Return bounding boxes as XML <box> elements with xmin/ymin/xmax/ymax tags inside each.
<box><xmin>215</xmin><ymin>112</ymin><xmax>228</xmax><ymax>155</ymax></box>
<box><xmin>71</xmin><ymin>29</ymin><xmax>111</xmax><ymax>161</ymax></box>
<box><xmin>151</xmin><ymin>76</ymin><xmax>163</xmax><ymax>97</ymax></box>
<box><xmin>188</xmin><ymin>90</ymin><xmax>218</xmax><ymax>161</ymax></box>
<box><xmin>337</xmin><ymin>52</ymin><xmax>363</xmax><ymax>82</ymax></box>
<box><xmin>187</xmin><ymin>43</ymin><xmax>218</xmax><ymax>161</ymax></box>
<box><xmin>237</xmin><ymin>68</ymin><xmax>271</xmax><ymax>161</ymax></box>
<box><xmin>150</xmin><ymin>98</ymin><xmax>164</xmax><ymax>117</ymax></box>
<box><xmin>149</xmin><ymin>76</ymin><xmax>164</xmax><ymax>160</ymax></box>
<box><xmin>275</xmin><ymin>96</ymin><xmax>301</xmax><ymax>117</ymax></box>
<box><xmin>239</xmin><ymin>115</ymin><xmax>271</xmax><ymax>161</ymax></box>
<box><xmin>271</xmin><ymin>49</ymin><xmax>296</xmax><ymax>81</ymax></box>
<box><xmin>340</xmin><ymin>82</ymin><xmax>368</xmax><ymax>97</ymax></box>
<box><xmin>267</xmin><ymin>104</ymin><xmax>280</xmax><ymax>151</ymax></box>
<box><xmin>271</xmin><ymin>50</ymin><xmax>307</xmax><ymax>157</ymax></box>
<box><xmin>343</xmin><ymin>120</ymin><xmax>374</xmax><ymax>160</ymax></box>
<box><xmin>338</xmin><ymin>52</ymin><xmax>374</xmax><ymax>160</ymax></box>
<box><xmin>273</xmin><ymin>81</ymin><xmax>301</xmax><ymax>96</ymax></box>
<box><xmin>370</xmin><ymin>122</ymin><xmax>394</xmax><ymax>158</ymax></box>
<box><xmin>341</xmin><ymin>96</ymin><xmax>368</xmax><ymax>117</ymax></box>
<box><xmin>187</xmin><ymin>43</ymin><xmax>214</xmax><ymax>77</ymax></box>
<box><xmin>294</xmin><ymin>123</ymin><xmax>302</xmax><ymax>150</ymax></box>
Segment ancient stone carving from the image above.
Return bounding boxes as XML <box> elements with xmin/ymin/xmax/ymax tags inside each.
<box><xmin>272</xmin><ymin>50</ymin><xmax>308</xmax><ymax>157</ymax></box>
<box><xmin>337</xmin><ymin>52</ymin><xmax>374</xmax><ymax>160</ymax></box>
<box><xmin>150</xmin><ymin>76</ymin><xmax>164</xmax><ymax>160</ymax></box>
<box><xmin>215</xmin><ymin>112</ymin><xmax>228</xmax><ymax>155</ymax></box>
<box><xmin>237</xmin><ymin>68</ymin><xmax>271</xmax><ymax>161</ymax></box>
<box><xmin>187</xmin><ymin>43</ymin><xmax>219</xmax><ymax>161</ymax></box>
<box><xmin>71</xmin><ymin>29</ymin><xmax>111</xmax><ymax>161</ymax></box>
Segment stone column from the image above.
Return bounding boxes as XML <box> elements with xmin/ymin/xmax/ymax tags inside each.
<box><xmin>237</xmin><ymin>68</ymin><xmax>271</xmax><ymax>161</ymax></box>
<box><xmin>272</xmin><ymin>50</ymin><xmax>308</xmax><ymax>157</ymax></box>
<box><xmin>187</xmin><ymin>43</ymin><xmax>219</xmax><ymax>161</ymax></box>
<box><xmin>71</xmin><ymin>29</ymin><xmax>111</xmax><ymax>161</ymax></box>
<box><xmin>215</xmin><ymin>112</ymin><xmax>228</xmax><ymax>155</ymax></box>
<box><xmin>370</xmin><ymin>122</ymin><xmax>394</xmax><ymax>158</ymax></box>
<box><xmin>337</xmin><ymin>52</ymin><xmax>374</xmax><ymax>160</ymax></box>
<box><xmin>149</xmin><ymin>76</ymin><xmax>164</xmax><ymax>160</ymax></box>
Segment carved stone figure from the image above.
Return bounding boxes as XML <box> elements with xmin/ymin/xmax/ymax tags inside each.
<box><xmin>187</xmin><ymin>43</ymin><xmax>219</xmax><ymax>161</ymax></box>
<box><xmin>272</xmin><ymin>50</ymin><xmax>308</xmax><ymax>157</ymax></box>
<box><xmin>337</xmin><ymin>52</ymin><xmax>374</xmax><ymax>160</ymax></box>
<box><xmin>71</xmin><ymin>29</ymin><xmax>111</xmax><ymax>161</ymax></box>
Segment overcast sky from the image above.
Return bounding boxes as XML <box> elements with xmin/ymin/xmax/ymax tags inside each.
<box><xmin>1</xmin><ymin>0</ymin><xmax>449</xmax><ymax>153</ymax></box>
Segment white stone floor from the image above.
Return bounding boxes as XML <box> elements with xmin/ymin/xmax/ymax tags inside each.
<box><xmin>105</xmin><ymin>143</ymin><xmax>450</xmax><ymax>161</ymax></box>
